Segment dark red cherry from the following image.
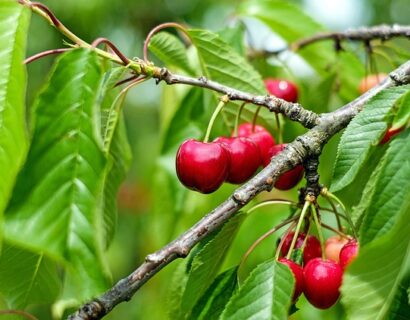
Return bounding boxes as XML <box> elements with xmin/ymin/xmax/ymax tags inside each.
<box><xmin>176</xmin><ymin>139</ymin><xmax>229</xmax><ymax>193</ymax></box>
<box><xmin>264</xmin><ymin>78</ymin><xmax>298</xmax><ymax>103</ymax></box>
<box><xmin>280</xmin><ymin>232</ymin><xmax>322</xmax><ymax>265</ymax></box>
<box><xmin>263</xmin><ymin>144</ymin><xmax>304</xmax><ymax>190</ymax></box>
<box><xmin>380</xmin><ymin>126</ymin><xmax>403</xmax><ymax>144</ymax></box>
<box><xmin>303</xmin><ymin>258</ymin><xmax>343</xmax><ymax>309</ymax></box>
<box><xmin>236</xmin><ymin>123</ymin><xmax>275</xmax><ymax>166</ymax></box>
<box><xmin>214</xmin><ymin>137</ymin><xmax>261</xmax><ymax>184</ymax></box>
<box><xmin>339</xmin><ymin>239</ymin><xmax>359</xmax><ymax>269</ymax></box>
<box><xmin>278</xmin><ymin>258</ymin><xmax>304</xmax><ymax>301</ymax></box>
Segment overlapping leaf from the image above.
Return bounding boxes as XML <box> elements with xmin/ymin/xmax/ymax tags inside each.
<box><xmin>221</xmin><ymin>260</ymin><xmax>294</xmax><ymax>320</ymax></box>
<box><xmin>0</xmin><ymin>1</ymin><xmax>30</xmax><ymax>234</ymax></box>
<box><xmin>331</xmin><ymin>86</ymin><xmax>410</xmax><ymax>192</ymax></box>
<box><xmin>341</xmin><ymin>189</ymin><xmax>410</xmax><ymax>320</ymax></box>
<box><xmin>0</xmin><ymin>241</ymin><xmax>60</xmax><ymax>309</ymax></box>
<box><xmin>359</xmin><ymin>129</ymin><xmax>410</xmax><ymax>244</ymax></box>
<box><xmin>5</xmin><ymin>49</ymin><xmax>110</xmax><ymax>299</ymax></box>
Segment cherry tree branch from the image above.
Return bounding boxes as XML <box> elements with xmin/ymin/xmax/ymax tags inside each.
<box><xmin>68</xmin><ymin>60</ymin><xmax>410</xmax><ymax>320</ymax></box>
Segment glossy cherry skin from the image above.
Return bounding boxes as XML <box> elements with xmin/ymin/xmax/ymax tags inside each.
<box><xmin>339</xmin><ymin>239</ymin><xmax>359</xmax><ymax>269</ymax></box>
<box><xmin>176</xmin><ymin>139</ymin><xmax>229</xmax><ymax>194</ymax></box>
<box><xmin>303</xmin><ymin>258</ymin><xmax>343</xmax><ymax>309</ymax></box>
<box><xmin>236</xmin><ymin>123</ymin><xmax>275</xmax><ymax>166</ymax></box>
<box><xmin>358</xmin><ymin>73</ymin><xmax>387</xmax><ymax>94</ymax></box>
<box><xmin>380</xmin><ymin>126</ymin><xmax>403</xmax><ymax>144</ymax></box>
<box><xmin>263</xmin><ymin>144</ymin><xmax>304</xmax><ymax>190</ymax></box>
<box><xmin>278</xmin><ymin>258</ymin><xmax>304</xmax><ymax>301</ymax></box>
<box><xmin>280</xmin><ymin>232</ymin><xmax>322</xmax><ymax>265</ymax></box>
<box><xmin>214</xmin><ymin>137</ymin><xmax>261</xmax><ymax>184</ymax></box>
<box><xmin>325</xmin><ymin>236</ymin><xmax>349</xmax><ymax>263</ymax></box>
<box><xmin>264</xmin><ymin>78</ymin><xmax>298</xmax><ymax>103</ymax></box>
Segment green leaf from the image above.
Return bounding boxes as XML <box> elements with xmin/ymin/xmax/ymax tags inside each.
<box><xmin>0</xmin><ymin>241</ymin><xmax>60</xmax><ymax>309</ymax></box>
<box><xmin>331</xmin><ymin>86</ymin><xmax>410</xmax><ymax>192</ymax></box>
<box><xmin>388</xmin><ymin>281</ymin><xmax>410</xmax><ymax>319</ymax></box>
<box><xmin>217</xmin><ymin>25</ymin><xmax>246</xmax><ymax>57</ymax></box>
<box><xmin>392</xmin><ymin>90</ymin><xmax>410</xmax><ymax>129</ymax></box>
<box><xmin>187</xmin><ymin>29</ymin><xmax>266</xmax><ymax>95</ymax></box>
<box><xmin>0</xmin><ymin>1</ymin><xmax>30</xmax><ymax>236</ymax></box>
<box><xmin>189</xmin><ymin>267</ymin><xmax>238</xmax><ymax>320</ymax></box>
<box><xmin>359</xmin><ymin>129</ymin><xmax>410</xmax><ymax>245</ymax></box>
<box><xmin>221</xmin><ymin>260</ymin><xmax>294</xmax><ymax>320</ymax></box>
<box><xmin>341</xmin><ymin>191</ymin><xmax>410</xmax><ymax>320</ymax></box>
<box><xmin>4</xmin><ymin>49</ymin><xmax>110</xmax><ymax>299</ymax></box>
<box><xmin>180</xmin><ymin>213</ymin><xmax>245</xmax><ymax>314</ymax></box>
<box><xmin>149</xmin><ymin>31</ymin><xmax>194</xmax><ymax>75</ymax></box>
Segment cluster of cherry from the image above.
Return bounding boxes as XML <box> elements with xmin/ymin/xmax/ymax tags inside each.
<box><xmin>279</xmin><ymin>232</ymin><xmax>359</xmax><ymax>309</ymax></box>
<box><xmin>176</xmin><ymin>79</ymin><xmax>303</xmax><ymax>193</ymax></box>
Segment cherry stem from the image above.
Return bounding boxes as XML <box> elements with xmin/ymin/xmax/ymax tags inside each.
<box><xmin>321</xmin><ymin>189</ymin><xmax>358</xmax><ymax>238</ymax></box>
<box><xmin>251</xmin><ymin>105</ymin><xmax>262</xmax><ymax>132</ymax></box>
<box><xmin>234</xmin><ymin>102</ymin><xmax>247</xmax><ymax>137</ymax></box>
<box><xmin>319</xmin><ymin>206</ymin><xmax>348</xmax><ymax>222</ymax></box>
<box><xmin>275</xmin><ymin>221</ymin><xmax>297</xmax><ymax>260</ymax></box>
<box><xmin>299</xmin><ymin>222</ymin><xmax>312</xmax><ymax>258</ymax></box>
<box><xmin>24</xmin><ymin>48</ymin><xmax>71</xmax><ymax>64</ymax></box>
<box><xmin>321</xmin><ymin>222</ymin><xmax>351</xmax><ymax>239</ymax></box>
<box><xmin>286</xmin><ymin>200</ymin><xmax>311</xmax><ymax>260</ymax></box>
<box><xmin>275</xmin><ymin>113</ymin><xmax>283</xmax><ymax>144</ymax></box>
<box><xmin>324</xmin><ymin>194</ymin><xmax>343</xmax><ymax>231</ymax></box>
<box><xmin>0</xmin><ymin>310</ymin><xmax>38</xmax><ymax>320</ymax></box>
<box><xmin>311</xmin><ymin>204</ymin><xmax>326</xmax><ymax>259</ymax></box>
<box><xmin>238</xmin><ymin>217</ymin><xmax>299</xmax><ymax>280</ymax></box>
<box><xmin>91</xmin><ymin>37</ymin><xmax>130</xmax><ymax>65</ymax></box>
<box><xmin>115</xmin><ymin>75</ymin><xmax>139</xmax><ymax>87</ymax></box>
<box><xmin>143</xmin><ymin>22</ymin><xmax>190</xmax><ymax>62</ymax></box>
<box><xmin>247</xmin><ymin>199</ymin><xmax>297</xmax><ymax>214</ymax></box>
<box><xmin>203</xmin><ymin>95</ymin><xmax>229</xmax><ymax>143</ymax></box>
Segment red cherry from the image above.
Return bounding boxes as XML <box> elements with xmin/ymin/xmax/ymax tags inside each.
<box><xmin>339</xmin><ymin>239</ymin><xmax>359</xmax><ymax>269</ymax></box>
<box><xmin>264</xmin><ymin>78</ymin><xmax>298</xmax><ymax>103</ymax></box>
<box><xmin>358</xmin><ymin>73</ymin><xmax>387</xmax><ymax>94</ymax></box>
<box><xmin>176</xmin><ymin>139</ymin><xmax>229</xmax><ymax>193</ymax></box>
<box><xmin>214</xmin><ymin>137</ymin><xmax>261</xmax><ymax>184</ymax></box>
<box><xmin>379</xmin><ymin>126</ymin><xmax>403</xmax><ymax>144</ymax></box>
<box><xmin>263</xmin><ymin>144</ymin><xmax>304</xmax><ymax>190</ymax></box>
<box><xmin>303</xmin><ymin>258</ymin><xmax>343</xmax><ymax>309</ymax></box>
<box><xmin>325</xmin><ymin>236</ymin><xmax>349</xmax><ymax>263</ymax></box>
<box><xmin>278</xmin><ymin>258</ymin><xmax>304</xmax><ymax>301</ymax></box>
<box><xmin>280</xmin><ymin>232</ymin><xmax>322</xmax><ymax>265</ymax></box>
<box><xmin>236</xmin><ymin>123</ymin><xmax>275</xmax><ymax>166</ymax></box>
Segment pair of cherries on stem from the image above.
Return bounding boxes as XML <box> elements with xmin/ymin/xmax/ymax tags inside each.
<box><xmin>176</xmin><ymin>123</ymin><xmax>274</xmax><ymax>193</ymax></box>
<box><xmin>278</xmin><ymin>232</ymin><xmax>359</xmax><ymax>309</ymax></box>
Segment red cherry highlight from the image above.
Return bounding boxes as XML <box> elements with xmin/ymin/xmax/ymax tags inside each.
<box><xmin>176</xmin><ymin>139</ymin><xmax>229</xmax><ymax>194</ymax></box>
<box><xmin>264</xmin><ymin>144</ymin><xmax>304</xmax><ymax>190</ymax></box>
<box><xmin>278</xmin><ymin>258</ymin><xmax>304</xmax><ymax>301</ymax></box>
<box><xmin>339</xmin><ymin>239</ymin><xmax>359</xmax><ymax>269</ymax></box>
<box><xmin>264</xmin><ymin>78</ymin><xmax>298</xmax><ymax>103</ymax></box>
<box><xmin>303</xmin><ymin>258</ymin><xmax>343</xmax><ymax>309</ymax></box>
<box><xmin>214</xmin><ymin>136</ymin><xmax>261</xmax><ymax>184</ymax></box>
<box><xmin>280</xmin><ymin>232</ymin><xmax>322</xmax><ymax>265</ymax></box>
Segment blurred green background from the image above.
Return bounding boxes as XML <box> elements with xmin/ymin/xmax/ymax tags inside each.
<box><xmin>21</xmin><ymin>0</ymin><xmax>409</xmax><ymax>319</ymax></box>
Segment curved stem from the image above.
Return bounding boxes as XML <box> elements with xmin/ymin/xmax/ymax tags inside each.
<box><xmin>238</xmin><ymin>216</ymin><xmax>299</xmax><ymax>280</ymax></box>
<box><xmin>319</xmin><ymin>206</ymin><xmax>348</xmax><ymax>222</ymax></box>
<box><xmin>143</xmin><ymin>22</ymin><xmax>190</xmax><ymax>62</ymax></box>
<box><xmin>286</xmin><ymin>200</ymin><xmax>311</xmax><ymax>260</ymax></box>
<box><xmin>0</xmin><ymin>310</ymin><xmax>38</xmax><ymax>320</ymax></box>
<box><xmin>246</xmin><ymin>199</ymin><xmax>297</xmax><ymax>214</ymax></box>
<box><xmin>91</xmin><ymin>37</ymin><xmax>130</xmax><ymax>65</ymax></box>
<box><xmin>324</xmin><ymin>195</ymin><xmax>343</xmax><ymax>231</ymax></box>
<box><xmin>311</xmin><ymin>204</ymin><xmax>326</xmax><ymax>259</ymax></box>
<box><xmin>321</xmin><ymin>222</ymin><xmax>351</xmax><ymax>239</ymax></box>
<box><xmin>234</xmin><ymin>102</ymin><xmax>247</xmax><ymax>137</ymax></box>
<box><xmin>275</xmin><ymin>221</ymin><xmax>297</xmax><ymax>260</ymax></box>
<box><xmin>251</xmin><ymin>105</ymin><xmax>262</xmax><ymax>132</ymax></box>
<box><xmin>24</xmin><ymin>48</ymin><xmax>71</xmax><ymax>64</ymax></box>
<box><xmin>275</xmin><ymin>113</ymin><xmax>283</xmax><ymax>144</ymax></box>
<box><xmin>203</xmin><ymin>95</ymin><xmax>229</xmax><ymax>143</ymax></box>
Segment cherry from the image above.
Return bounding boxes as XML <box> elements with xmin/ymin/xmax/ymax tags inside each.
<box><xmin>280</xmin><ymin>232</ymin><xmax>322</xmax><ymax>265</ymax></box>
<box><xmin>214</xmin><ymin>136</ymin><xmax>261</xmax><ymax>184</ymax></box>
<box><xmin>236</xmin><ymin>123</ymin><xmax>275</xmax><ymax>166</ymax></box>
<box><xmin>339</xmin><ymin>239</ymin><xmax>359</xmax><ymax>269</ymax></box>
<box><xmin>263</xmin><ymin>144</ymin><xmax>304</xmax><ymax>190</ymax></box>
<box><xmin>358</xmin><ymin>73</ymin><xmax>387</xmax><ymax>94</ymax></box>
<box><xmin>264</xmin><ymin>78</ymin><xmax>298</xmax><ymax>103</ymax></box>
<box><xmin>278</xmin><ymin>258</ymin><xmax>304</xmax><ymax>301</ymax></box>
<box><xmin>380</xmin><ymin>126</ymin><xmax>403</xmax><ymax>144</ymax></box>
<box><xmin>176</xmin><ymin>139</ymin><xmax>229</xmax><ymax>194</ymax></box>
<box><xmin>303</xmin><ymin>258</ymin><xmax>343</xmax><ymax>309</ymax></box>
<box><xmin>325</xmin><ymin>236</ymin><xmax>349</xmax><ymax>263</ymax></box>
